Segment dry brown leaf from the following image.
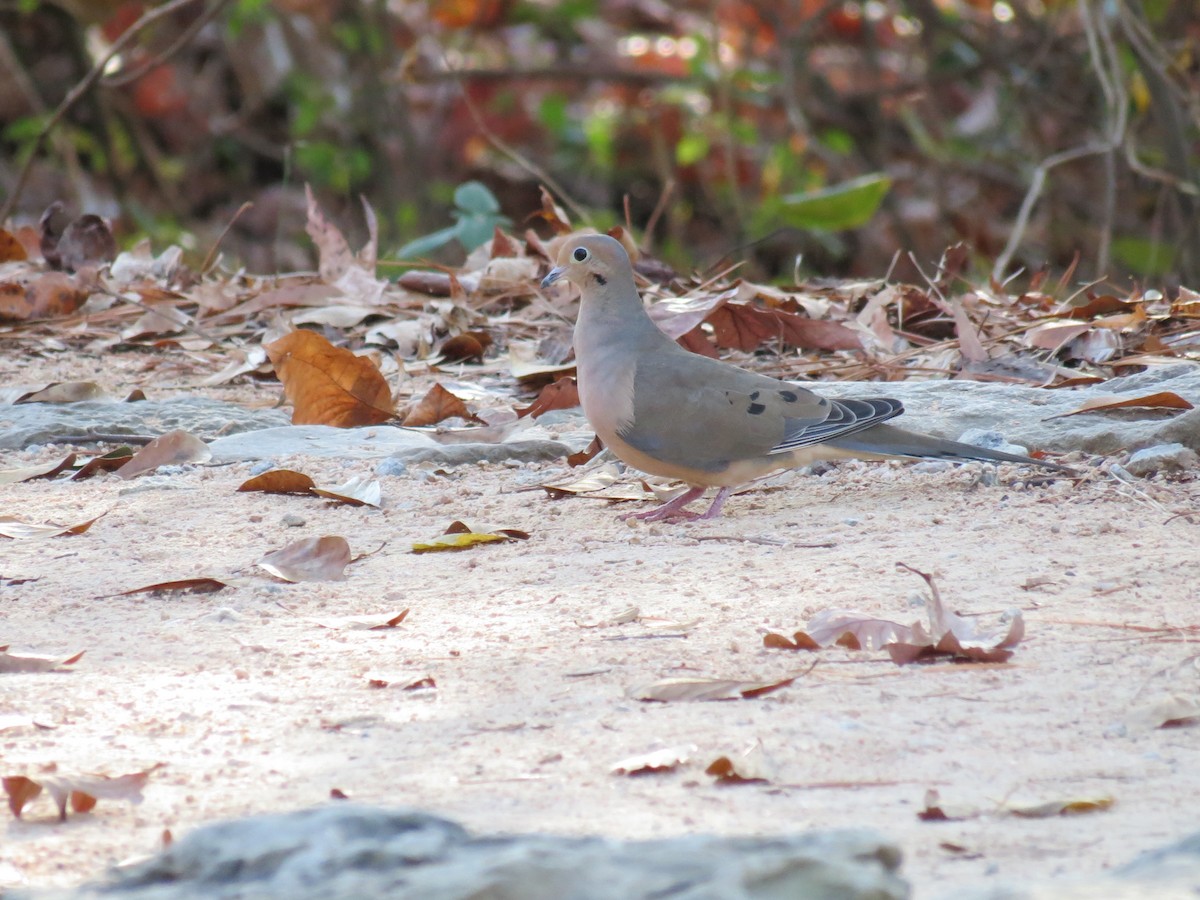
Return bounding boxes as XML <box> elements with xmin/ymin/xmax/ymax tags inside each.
<box><xmin>440</xmin><ymin>331</ymin><xmax>493</xmax><ymax>362</ymax></box>
<box><xmin>610</xmin><ymin>744</ymin><xmax>697</xmax><ymax>776</ymax></box>
<box><xmin>918</xmin><ymin>789</ymin><xmax>980</xmax><ymax>822</ymax></box>
<box><xmin>0</xmin><ymin>454</ymin><xmax>77</xmax><ymax>485</ymax></box>
<box><xmin>265</xmin><ymin>330</ymin><xmax>395</xmax><ymax>426</ymax></box>
<box><xmin>762</xmin><ymin>631</ymin><xmax>820</xmax><ymax>651</ymax></box>
<box><xmin>567</xmin><ymin>435</ymin><xmax>604</xmax><ymax>467</ymax></box>
<box><xmin>257</xmin><ymin>535</ymin><xmax>351</xmax><ymax>583</ymax></box>
<box><xmin>364</xmin><ymin>672</ymin><xmax>436</xmax><ymax>690</ymax></box>
<box><xmin>1125</xmin><ymin>655</ymin><xmax>1200</xmax><ymax>732</ymax></box>
<box><xmin>238</xmin><ymin>469</ymin><xmax>317</xmax><ymax>495</ymax></box>
<box><xmin>886</xmin><ymin>564</ymin><xmax>1024</xmax><ymax>664</ymax></box>
<box><xmin>3</xmin><ymin>766</ymin><xmax>158</xmax><ymax>821</ymax></box>
<box><xmin>627</xmin><ymin>674</ymin><xmax>799</xmax><ymax>702</ymax></box>
<box><xmin>304</xmin><ymin>185</ymin><xmax>381</xmax><ymax>304</ymax></box>
<box><xmin>72</xmin><ymin>447</ymin><xmax>134</xmax><ymax>480</ymax></box>
<box><xmin>1048</xmin><ymin>391</ymin><xmax>1194</xmax><ymax>419</ymax></box>
<box><xmin>701</xmin><ymin>302</ymin><xmax>862</xmax><ymax>353</ymax></box>
<box><xmin>116</xmin><ymin>430</ymin><xmax>211</xmax><ymax>480</ymax></box>
<box><xmin>536</xmin><ymin>186</ymin><xmax>572</xmax><ymax>234</ymax></box>
<box><xmin>0</xmin><ymin>648</ymin><xmax>85</xmax><ymax>673</ymax></box>
<box><xmin>1006</xmin><ymin>796</ymin><xmax>1114</xmax><ymax>818</ymax></box>
<box><xmin>15</xmin><ymin>382</ymin><xmax>107</xmax><ymax>404</ymax></box>
<box><xmin>489</xmin><ymin>226</ymin><xmax>523</xmax><ymax>259</ymax></box>
<box><xmin>802</xmin><ymin>611</ymin><xmax>914</xmax><ymax>651</ymax></box>
<box><xmin>311</xmin><ymin>609</ymin><xmax>409</xmax><ymax>631</ymax></box>
<box><xmin>24</xmin><ymin>272</ymin><xmax>88</xmax><ymax>319</ymax></box>
<box><xmin>705</xmin><ymin>740</ymin><xmax>777</xmax><ymax>784</ymax></box>
<box><xmin>402</xmin><ymin>383</ymin><xmax>480</xmax><ymax>427</ymax></box>
<box><xmin>516</xmin><ymin>377</ymin><xmax>580</xmax><ymax>419</ymax></box>
<box><xmin>0</xmin><ymin>512</ymin><xmax>106</xmax><ymax>540</ymax></box>
<box><xmin>116</xmin><ymin>578</ymin><xmax>229</xmax><ymax>597</ymax></box>
<box><xmin>311</xmin><ymin>475</ymin><xmax>382</xmax><ymax>507</ymax></box>
<box><xmin>0</xmin><ymin>228</ymin><xmax>27</xmax><ymax>262</ymax></box>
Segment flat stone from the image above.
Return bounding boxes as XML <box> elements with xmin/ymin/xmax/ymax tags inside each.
<box><xmin>1125</xmin><ymin>442</ymin><xmax>1199</xmax><ymax>476</ymax></box>
<box><xmin>39</xmin><ymin>804</ymin><xmax>908</xmax><ymax>900</ymax></box>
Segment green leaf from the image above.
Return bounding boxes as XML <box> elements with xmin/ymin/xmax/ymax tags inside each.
<box><xmin>1111</xmin><ymin>237</ymin><xmax>1176</xmax><ymax>277</ymax></box>
<box><xmin>396</xmin><ymin>224</ymin><xmax>464</xmax><ymax>260</ymax></box>
<box><xmin>779</xmin><ymin>173</ymin><xmax>892</xmax><ymax>231</ymax></box>
<box><xmin>675</xmin><ymin>133</ymin><xmax>710</xmax><ymax>166</ymax></box>
<box><xmin>454</xmin><ymin>180</ymin><xmax>500</xmax><ymax>215</ymax></box>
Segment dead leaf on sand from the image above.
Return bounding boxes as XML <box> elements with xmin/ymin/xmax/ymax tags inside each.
<box><xmin>0</xmin><ymin>648</ymin><xmax>85</xmax><ymax>673</ymax></box>
<box><xmin>402</xmin><ymin>383</ymin><xmax>481</xmax><ymax>427</ymax></box>
<box><xmin>116</xmin><ymin>430</ymin><xmax>211</xmax><ymax>479</ymax></box>
<box><xmin>266</xmin><ymin>330</ymin><xmax>395</xmax><ymax>426</ymax></box>
<box><xmin>627</xmin><ymin>672</ymin><xmax>802</xmax><ymax>702</ymax></box>
<box><xmin>611</xmin><ymin>744</ymin><xmax>697</xmax><ymax>776</ymax></box>
<box><xmin>237</xmin><ymin>469</ymin><xmax>317</xmax><ymax>495</ymax></box>
<box><xmin>257</xmin><ymin>535</ymin><xmax>352</xmax><ymax>582</ymax></box>
<box><xmin>3</xmin><ymin>766</ymin><xmax>160</xmax><ymax>821</ymax></box>
<box><xmin>0</xmin><ymin>512</ymin><xmax>106</xmax><ymax>540</ymax></box>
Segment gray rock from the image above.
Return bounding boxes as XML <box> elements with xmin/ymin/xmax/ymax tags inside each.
<box><xmin>207</xmin><ymin>424</ymin><xmax>572</xmax><ymax>467</ymax></box>
<box><xmin>45</xmin><ymin>804</ymin><xmax>907</xmax><ymax>900</ymax></box>
<box><xmin>1125</xmin><ymin>442</ymin><xmax>1199</xmax><ymax>476</ymax></box>
<box><xmin>0</xmin><ymin>397</ymin><xmax>291</xmax><ymax>450</ymax></box>
<box><xmin>818</xmin><ymin>364</ymin><xmax>1200</xmax><ymax>455</ymax></box>
<box><xmin>955</xmin><ymin>428</ymin><xmax>1030</xmax><ymax>457</ymax></box>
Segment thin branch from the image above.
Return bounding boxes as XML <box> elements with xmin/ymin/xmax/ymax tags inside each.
<box><xmin>0</xmin><ymin>0</ymin><xmax>208</xmax><ymax>223</ymax></box>
<box><xmin>438</xmin><ymin>51</ymin><xmax>590</xmax><ymax>226</ymax></box>
<box><xmin>101</xmin><ymin>0</ymin><xmax>233</xmax><ymax>88</ymax></box>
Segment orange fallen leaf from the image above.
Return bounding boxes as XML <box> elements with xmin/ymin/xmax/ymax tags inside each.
<box><xmin>0</xmin><ymin>454</ymin><xmax>77</xmax><ymax>485</ymax></box>
<box><xmin>257</xmin><ymin>535</ymin><xmax>351</xmax><ymax>582</ymax></box>
<box><xmin>402</xmin><ymin>383</ymin><xmax>480</xmax><ymax>427</ymax></box>
<box><xmin>0</xmin><ymin>228</ymin><xmax>27</xmax><ymax>262</ymax></box>
<box><xmin>516</xmin><ymin>377</ymin><xmax>580</xmax><ymax>419</ymax></box>
<box><xmin>238</xmin><ymin>469</ymin><xmax>317</xmax><ymax>494</ymax></box>
<box><xmin>116</xmin><ymin>430</ymin><xmax>211</xmax><ymax>479</ymax></box>
<box><xmin>440</xmin><ymin>331</ymin><xmax>493</xmax><ymax>362</ymax></box>
<box><xmin>116</xmin><ymin>578</ymin><xmax>229</xmax><ymax>597</ymax></box>
<box><xmin>1048</xmin><ymin>391</ymin><xmax>1194</xmax><ymax>419</ymax></box>
<box><xmin>0</xmin><ymin>648</ymin><xmax>85</xmax><ymax>673</ymax></box>
<box><xmin>265</xmin><ymin>330</ymin><xmax>395</xmax><ymax>426</ymax></box>
<box><xmin>0</xmin><ymin>513</ymin><xmax>106</xmax><ymax>539</ymax></box>
<box><xmin>3</xmin><ymin>766</ymin><xmax>159</xmax><ymax>821</ymax></box>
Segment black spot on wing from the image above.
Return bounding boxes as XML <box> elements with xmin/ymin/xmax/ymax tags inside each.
<box><xmin>747</xmin><ymin>402</ymin><xmax>766</xmax><ymax>415</ymax></box>
<box><xmin>778</xmin><ymin>390</ymin><xmax>798</xmax><ymax>403</ymax></box>
<box><xmin>592</xmin><ymin>273</ymin><xmax>607</xmax><ymax>286</ymax></box>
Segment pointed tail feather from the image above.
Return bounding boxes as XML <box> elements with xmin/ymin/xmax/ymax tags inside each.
<box><xmin>824</xmin><ymin>423</ymin><xmax>1075</xmax><ymax>474</ymax></box>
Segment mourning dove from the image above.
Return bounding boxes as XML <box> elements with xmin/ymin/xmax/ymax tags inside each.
<box><xmin>541</xmin><ymin>234</ymin><xmax>1073</xmax><ymax>522</ymax></box>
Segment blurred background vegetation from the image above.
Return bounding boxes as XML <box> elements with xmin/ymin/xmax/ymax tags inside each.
<box><xmin>0</xmin><ymin>0</ymin><xmax>1197</xmax><ymax>285</ymax></box>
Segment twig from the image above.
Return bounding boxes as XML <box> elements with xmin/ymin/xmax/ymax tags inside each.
<box><xmin>102</xmin><ymin>0</ymin><xmax>233</xmax><ymax>88</ymax></box>
<box><xmin>97</xmin><ymin>285</ymin><xmax>223</xmax><ymax>345</ymax></box>
<box><xmin>439</xmin><ymin>52</ymin><xmax>589</xmax><ymax>225</ymax></box>
<box><xmin>0</xmin><ymin>0</ymin><xmax>209</xmax><ymax>223</ymax></box>
<box><xmin>200</xmin><ymin>200</ymin><xmax>253</xmax><ymax>275</ymax></box>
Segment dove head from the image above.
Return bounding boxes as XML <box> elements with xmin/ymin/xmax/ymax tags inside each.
<box><xmin>540</xmin><ymin>234</ymin><xmax>632</xmax><ymax>293</ymax></box>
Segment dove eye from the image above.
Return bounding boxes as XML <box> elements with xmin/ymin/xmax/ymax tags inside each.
<box><xmin>572</xmin><ymin>247</ymin><xmax>589</xmax><ymax>262</ymax></box>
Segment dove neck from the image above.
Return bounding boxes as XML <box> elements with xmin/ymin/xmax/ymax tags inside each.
<box><xmin>575</xmin><ymin>279</ymin><xmax>673</xmax><ymax>353</ymax></box>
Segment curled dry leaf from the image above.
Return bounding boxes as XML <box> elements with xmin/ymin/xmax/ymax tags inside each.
<box><xmin>257</xmin><ymin>535</ymin><xmax>352</xmax><ymax>583</ymax></box>
<box><xmin>516</xmin><ymin>377</ymin><xmax>580</xmax><ymax>419</ymax></box>
<box><xmin>705</xmin><ymin>740</ymin><xmax>777</xmax><ymax>784</ymax></box>
<box><xmin>567</xmin><ymin>435</ymin><xmax>604</xmax><ymax>468</ymax></box>
<box><xmin>116</xmin><ymin>578</ymin><xmax>228</xmax><ymax>597</ymax></box>
<box><xmin>0</xmin><ymin>228</ymin><xmax>27</xmax><ymax>262</ymax></box>
<box><xmin>1048</xmin><ymin>391</ymin><xmax>1194</xmax><ymax>420</ymax></box>
<box><xmin>627</xmin><ymin>673</ymin><xmax>801</xmax><ymax>703</ymax></box>
<box><xmin>311</xmin><ymin>609</ymin><xmax>409</xmax><ymax>630</ymax></box>
<box><xmin>0</xmin><ymin>512</ymin><xmax>106</xmax><ymax>540</ymax></box>
<box><xmin>364</xmin><ymin>672</ymin><xmax>436</xmax><ymax>690</ymax></box>
<box><xmin>3</xmin><ymin>766</ymin><xmax>159</xmax><ymax>821</ymax></box>
<box><xmin>15</xmin><ymin>382</ymin><xmax>107</xmax><ymax>404</ymax></box>
<box><xmin>440</xmin><ymin>331</ymin><xmax>493</xmax><ymax>362</ymax></box>
<box><xmin>116</xmin><ymin>429</ymin><xmax>211</xmax><ymax>479</ymax></box>
<box><xmin>238</xmin><ymin>469</ymin><xmax>317</xmax><ymax>494</ymax></box>
<box><xmin>402</xmin><ymin>383</ymin><xmax>480</xmax><ymax>427</ymax></box>
<box><xmin>918</xmin><ymin>789</ymin><xmax>980</xmax><ymax>822</ymax></box>
<box><xmin>410</xmin><ymin>519</ymin><xmax>528</xmax><ymax>553</ymax></box>
<box><xmin>1124</xmin><ymin>655</ymin><xmax>1200</xmax><ymax>732</ymax></box>
<box><xmin>1006</xmin><ymin>796</ymin><xmax>1115</xmax><ymax>818</ymax></box>
<box><xmin>311</xmin><ymin>475</ymin><xmax>382</xmax><ymax>508</ymax></box>
<box><xmin>762</xmin><ymin>631</ymin><xmax>820</xmax><ymax>651</ymax></box>
<box><xmin>610</xmin><ymin>744</ymin><xmax>697</xmax><ymax>776</ymax></box>
<box><xmin>72</xmin><ymin>447</ymin><xmax>134</xmax><ymax>480</ymax></box>
<box><xmin>0</xmin><ymin>453</ymin><xmax>77</xmax><ymax>485</ymax></box>
<box><xmin>265</xmin><ymin>330</ymin><xmax>395</xmax><ymax>426</ymax></box>
<box><xmin>0</xmin><ymin>648</ymin><xmax>85</xmax><ymax>673</ymax></box>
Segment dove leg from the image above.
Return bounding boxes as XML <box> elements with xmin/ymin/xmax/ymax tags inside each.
<box><xmin>697</xmin><ymin>487</ymin><xmax>733</xmax><ymax>520</ymax></box>
<box><xmin>622</xmin><ymin>486</ymin><xmax>706</xmax><ymax>522</ymax></box>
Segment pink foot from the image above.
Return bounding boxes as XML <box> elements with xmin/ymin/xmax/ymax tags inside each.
<box><xmin>621</xmin><ymin>486</ymin><xmax>706</xmax><ymax>522</ymax></box>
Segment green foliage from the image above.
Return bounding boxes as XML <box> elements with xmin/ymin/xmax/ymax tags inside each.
<box><xmin>396</xmin><ymin>181</ymin><xmax>510</xmax><ymax>259</ymax></box>
<box><xmin>776</xmin><ymin>174</ymin><xmax>893</xmax><ymax>232</ymax></box>
<box><xmin>293</xmin><ymin>141</ymin><xmax>372</xmax><ymax>193</ymax></box>
<box><xmin>1110</xmin><ymin>237</ymin><xmax>1176</xmax><ymax>277</ymax></box>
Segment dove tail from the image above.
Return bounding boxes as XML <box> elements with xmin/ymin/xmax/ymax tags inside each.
<box><xmin>824</xmin><ymin>423</ymin><xmax>1074</xmax><ymax>474</ymax></box>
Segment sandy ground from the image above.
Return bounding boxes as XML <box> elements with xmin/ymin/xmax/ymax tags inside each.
<box><xmin>2</xmin><ymin>369</ymin><xmax>1200</xmax><ymax>897</ymax></box>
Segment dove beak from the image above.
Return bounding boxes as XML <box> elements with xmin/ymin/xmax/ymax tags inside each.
<box><xmin>540</xmin><ymin>266</ymin><xmax>566</xmax><ymax>289</ymax></box>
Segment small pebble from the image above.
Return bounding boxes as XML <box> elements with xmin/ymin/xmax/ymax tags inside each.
<box><xmin>281</xmin><ymin>513</ymin><xmax>306</xmax><ymax>527</ymax></box>
<box><xmin>249</xmin><ymin>459</ymin><xmax>276</xmax><ymax>476</ymax></box>
<box><xmin>375</xmin><ymin>458</ymin><xmax>408</xmax><ymax>477</ymax></box>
